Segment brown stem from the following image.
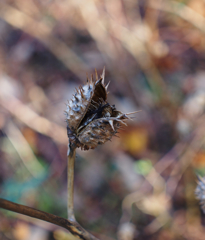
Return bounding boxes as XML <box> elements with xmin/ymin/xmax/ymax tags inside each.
<box><xmin>0</xmin><ymin>198</ymin><xmax>99</xmax><ymax>240</ymax></box>
<box><xmin>67</xmin><ymin>144</ymin><xmax>76</xmax><ymax>221</ymax></box>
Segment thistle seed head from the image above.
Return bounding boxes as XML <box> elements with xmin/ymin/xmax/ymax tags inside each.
<box><xmin>65</xmin><ymin>68</ymin><xmax>137</xmax><ymax>150</ymax></box>
<box><xmin>195</xmin><ymin>175</ymin><xmax>205</xmax><ymax>213</ymax></box>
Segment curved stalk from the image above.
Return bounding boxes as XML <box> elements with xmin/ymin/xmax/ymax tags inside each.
<box><xmin>0</xmin><ymin>198</ymin><xmax>99</xmax><ymax>240</ymax></box>
<box><xmin>0</xmin><ymin>144</ymin><xmax>100</xmax><ymax>240</ymax></box>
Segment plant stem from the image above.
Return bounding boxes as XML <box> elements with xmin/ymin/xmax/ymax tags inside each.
<box><xmin>0</xmin><ymin>144</ymin><xmax>100</xmax><ymax>240</ymax></box>
<box><xmin>67</xmin><ymin>144</ymin><xmax>76</xmax><ymax>221</ymax></box>
<box><xmin>0</xmin><ymin>198</ymin><xmax>99</xmax><ymax>240</ymax></box>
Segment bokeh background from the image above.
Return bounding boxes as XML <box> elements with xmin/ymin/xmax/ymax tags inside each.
<box><xmin>1</xmin><ymin>0</ymin><xmax>205</xmax><ymax>239</ymax></box>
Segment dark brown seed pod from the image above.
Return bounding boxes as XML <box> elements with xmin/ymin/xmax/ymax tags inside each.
<box><xmin>195</xmin><ymin>175</ymin><xmax>205</xmax><ymax>213</ymax></box>
<box><xmin>65</xmin><ymin>68</ymin><xmax>137</xmax><ymax>150</ymax></box>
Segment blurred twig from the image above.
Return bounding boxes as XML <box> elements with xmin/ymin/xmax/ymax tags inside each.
<box><xmin>0</xmin><ymin>92</ymin><xmax>67</xmax><ymax>144</ymax></box>
<box><xmin>4</xmin><ymin>121</ymin><xmax>45</xmax><ymax>178</ymax></box>
<box><xmin>166</xmin><ymin>113</ymin><xmax>205</xmax><ymax>195</ymax></box>
<box><xmin>0</xmin><ymin>198</ymin><xmax>99</xmax><ymax>240</ymax></box>
<box><xmin>74</xmin><ymin>0</ymin><xmax>167</xmax><ymax>100</ymax></box>
<box><xmin>0</xmin><ymin>2</ymin><xmax>90</xmax><ymax>80</ymax></box>
<box><xmin>149</xmin><ymin>0</ymin><xmax>205</xmax><ymax>34</ymax></box>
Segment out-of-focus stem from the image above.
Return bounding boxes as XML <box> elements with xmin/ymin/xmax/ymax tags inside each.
<box><xmin>67</xmin><ymin>144</ymin><xmax>76</xmax><ymax>221</ymax></box>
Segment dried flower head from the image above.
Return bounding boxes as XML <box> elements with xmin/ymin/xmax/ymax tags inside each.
<box><xmin>65</xmin><ymin>69</ymin><xmax>137</xmax><ymax>150</ymax></box>
<box><xmin>195</xmin><ymin>175</ymin><xmax>205</xmax><ymax>213</ymax></box>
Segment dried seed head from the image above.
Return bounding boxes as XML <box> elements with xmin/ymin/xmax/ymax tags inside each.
<box><xmin>195</xmin><ymin>175</ymin><xmax>205</xmax><ymax>213</ymax></box>
<box><xmin>65</xmin><ymin>68</ymin><xmax>137</xmax><ymax>150</ymax></box>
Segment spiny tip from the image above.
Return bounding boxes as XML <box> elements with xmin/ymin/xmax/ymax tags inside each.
<box><xmin>126</xmin><ymin>110</ymin><xmax>142</xmax><ymax>115</ymax></box>
<box><xmin>101</xmin><ymin>67</ymin><xmax>105</xmax><ymax>85</ymax></box>
<box><xmin>86</xmin><ymin>73</ymin><xmax>90</xmax><ymax>84</ymax></box>
<box><xmin>95</xmin><ymin>69</ymin><xmax>98</xmax><ymax>81</ymax></box>
<box><xmin>105</xmin><ymin>81</ymin><xmax>110</xmax><ymax>91</ymax></box>
<box><xmin>109</xmin><ymin>120</ymin><xmax>115</xmax><ymax>131</ymax></box>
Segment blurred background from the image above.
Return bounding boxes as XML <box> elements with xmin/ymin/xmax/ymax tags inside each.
<box><xmin>1</xmin><ymin>0</ymin><xmax>205</xmax><ymax>239</ymax></box>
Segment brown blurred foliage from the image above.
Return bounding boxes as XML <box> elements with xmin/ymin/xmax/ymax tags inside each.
<box><xmin>0</xmin><ymin>0</ymin><xmax>205</xmax><ymax>239</ymax></box>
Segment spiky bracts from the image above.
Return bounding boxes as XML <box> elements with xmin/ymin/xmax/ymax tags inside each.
<box><xmin>65</xmin><ymin>69</ymin><xmax>135</xmax><ymax>150</ymax></box>
<box><xmin>195</xmin><ymin>175</ymin><xmax>205</xmax><ymax>213</ymax></box>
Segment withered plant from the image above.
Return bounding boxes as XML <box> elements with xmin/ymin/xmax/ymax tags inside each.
<box><xmin>0</xmin><ymin>69</ymin><xmax>137</xmax><ymax>240</ymax></box>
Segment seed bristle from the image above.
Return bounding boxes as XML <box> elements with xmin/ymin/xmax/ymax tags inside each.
<box><xmin>109</xmin><ymin>120</ymin><xmax>115</xmax><ymax>131</ymax></box>
<box><xmin>105</xmin><ymin>81</ymin><xmax>110</xmax><ymax>90</ymax></box>
<box><xmin>126</xmin><ymin>110</ymin><xmax>142</xmax><ymax>115</ymax></box>
<box><xmin>101</xmin><ymin>67</ymin><xmax>105</xmax><ymax>85</ymax></box>
<box><xmin>95</xmin><ymin>69</ymin><xmax>98</xmax><ymax>80</ymax></box>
